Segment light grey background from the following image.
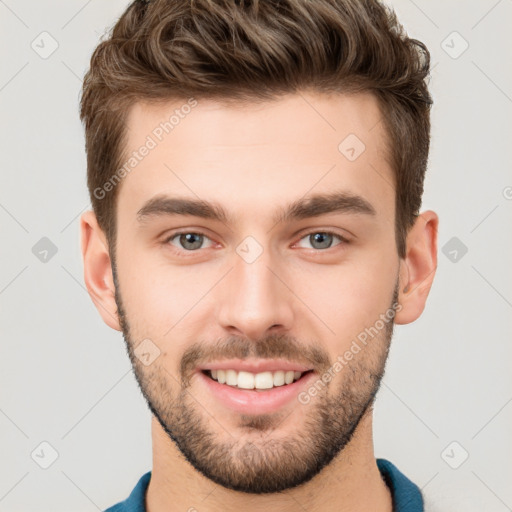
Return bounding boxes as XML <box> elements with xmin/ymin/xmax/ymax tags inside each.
<box><xmin>1</xmin><ymin>1</ymin><xmax>511</xmax><ymax>511</ymax></box>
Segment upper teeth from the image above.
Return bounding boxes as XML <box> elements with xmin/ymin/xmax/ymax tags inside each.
<box><xmin>210</xmin><ymin>369</ymin><xmax>303</xmax><ymax>389</ymax></box>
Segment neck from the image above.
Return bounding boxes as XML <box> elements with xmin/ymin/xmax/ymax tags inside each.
<box><xmin>146</xmin><ymin>409</ymin><xmax>393</xmax><ymax>512</ymax></box>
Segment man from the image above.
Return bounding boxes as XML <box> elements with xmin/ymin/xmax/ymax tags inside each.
<box><xmin>79</xmin><ymin>0</ymin><xmax>438</xmax><ymax>510</ymax></box>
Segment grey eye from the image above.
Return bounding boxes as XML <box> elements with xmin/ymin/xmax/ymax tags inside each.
<box><xmin>179</xmin><ymin>233</ymin><xmax>203</xmax><ymax>250</ymax></box>
<box><xmin>308</xmin><ymin>232</ymin><xmax>334</xmax><ymax>250</ymax></box>
<box><xmin>295</xmin><ymin>231</ymin><xmax>344</xmax><ymax>250</ymax></box>
<box><xmin>167</xmin><ymin>232</ymin><xmax>207</xmax><ymax>251</ymax></box>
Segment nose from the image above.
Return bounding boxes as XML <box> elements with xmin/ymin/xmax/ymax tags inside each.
<box><xmin>216</xmin><ymin>244</ymin><xmax>295</xmax><ymax>341</ymax></box>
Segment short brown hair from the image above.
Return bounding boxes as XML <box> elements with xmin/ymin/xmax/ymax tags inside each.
<box><xmin>80</xmin><ymin>0</ymin><xmax>432</xmax><ymax>259</ymax></box>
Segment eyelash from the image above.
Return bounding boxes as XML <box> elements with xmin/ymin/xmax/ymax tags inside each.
<box><xmin>162</xmin><ymin>229</ymin><xmax>349</xmax><ymax>254</ymax></box>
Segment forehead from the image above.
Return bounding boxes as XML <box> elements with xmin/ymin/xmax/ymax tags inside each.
<box><xmin>125</xmin><ymin>91</ymin><xmax>388</xmax><ymax>154</ymax></box>
<box><xmin>118</xmin><ymin>91</ymin><xmax>394</xmax><ymax>223</ymax></box>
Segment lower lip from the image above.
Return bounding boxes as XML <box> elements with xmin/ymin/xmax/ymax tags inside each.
<box><xmin>197</xmin><ymin>370</ymin><xmax>316</xmax><ymax>415</ymax></box>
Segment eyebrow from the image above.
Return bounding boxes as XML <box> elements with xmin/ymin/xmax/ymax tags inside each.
<box><xmin>136</xmin><ymin>190</ymin><xmax>376</xmax><ymax>226</ymax></box>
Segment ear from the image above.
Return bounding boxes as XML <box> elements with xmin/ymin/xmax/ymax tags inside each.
<box><xmin>395</xmin><ymin>210</ymin><xmax>438</xmax><ymax>325</ymax></box>
<box><xmin>80</xmin><ymin>210</ymin><xmax>121</xmax><ymax>331</ymax></box>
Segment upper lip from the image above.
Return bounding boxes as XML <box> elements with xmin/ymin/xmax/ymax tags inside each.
<box><xmin>197</xmin><ymin>359</ymin><xmax>313</xmax><ymax>373</ymax></box>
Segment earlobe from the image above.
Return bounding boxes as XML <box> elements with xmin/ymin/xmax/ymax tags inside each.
<box><xmin>80</xmin><ymin>210</ymin><xmax>122</xmax><ymax>331</ymax></box>
<box><xmin>395</xmin><ymin>210</ymin><xmax>439</xmax><ymax>325</ymax></box>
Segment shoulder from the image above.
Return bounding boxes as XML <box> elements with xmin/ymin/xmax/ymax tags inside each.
<box><xmin>103</xmin><ymin>471</ymin><xmax>152</xmax><ymax>512</ymax></box>
<box><xmin>377</xmin><ymin>458</ymin><xmax>424</xmax><ymax>512</ymax></box>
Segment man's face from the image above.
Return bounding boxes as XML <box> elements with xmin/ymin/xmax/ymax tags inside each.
<box><xmin>112</xmin><ymin>92</ymin><xmax>400</xmax><ymax>493</ymax></box>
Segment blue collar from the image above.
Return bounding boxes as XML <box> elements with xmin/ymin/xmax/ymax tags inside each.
<box><xmin>377</xmin><ymin>458</ymin><xmax>424</xmax><ymax>511</ymax></box>
<box><xmin>105</xmin><ymin>458</ymin><xmax>423</xmax><ymax>511</ymax></box>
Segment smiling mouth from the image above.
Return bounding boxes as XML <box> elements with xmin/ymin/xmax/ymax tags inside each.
<box><xmin>201</xmin><ymin>369</ymin><xmax>314</xmax><ymax>390</ymax></box>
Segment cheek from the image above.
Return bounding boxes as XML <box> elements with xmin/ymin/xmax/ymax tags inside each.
<box><xmin>118</xmin><ymin>245</ymin><xmax>208</xmax><ymax>319</ymax></box>
<box><xmin>289</xmin><ymin>254</ymin><xmax>397</xmax><ymax>340</ymax></box>
<box><xmin>116</xmin><ymin>257</ymin><xmax>222</xmax><ymax>370</ymax></box>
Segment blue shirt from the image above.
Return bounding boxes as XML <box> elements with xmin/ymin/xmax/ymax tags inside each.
<box><xmin>104</xmin><ymin>458</ymin><xmax>423</xmax><ymax>511</ymax></box>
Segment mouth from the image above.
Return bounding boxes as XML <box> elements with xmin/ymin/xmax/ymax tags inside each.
<box><xmin>201</xmin><ymin>368</ymin><xmax>314</xmax><ymax>391</ymax></box>
<box><xmin>196</xmin><ymin>361</ymin><xmax>317</xmax><ymax>415</ymax></box>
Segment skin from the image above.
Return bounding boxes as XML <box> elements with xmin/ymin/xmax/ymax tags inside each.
<box><xmin>81</xmin><ymin>91</ymin><xmax>438</xmax><ymax>512</ymax></box>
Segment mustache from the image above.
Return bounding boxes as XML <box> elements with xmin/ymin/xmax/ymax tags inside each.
<box><xmin>180</xmin><ymin>333</ymin><xmax>331</xmax><ymax>385</ymax></box>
